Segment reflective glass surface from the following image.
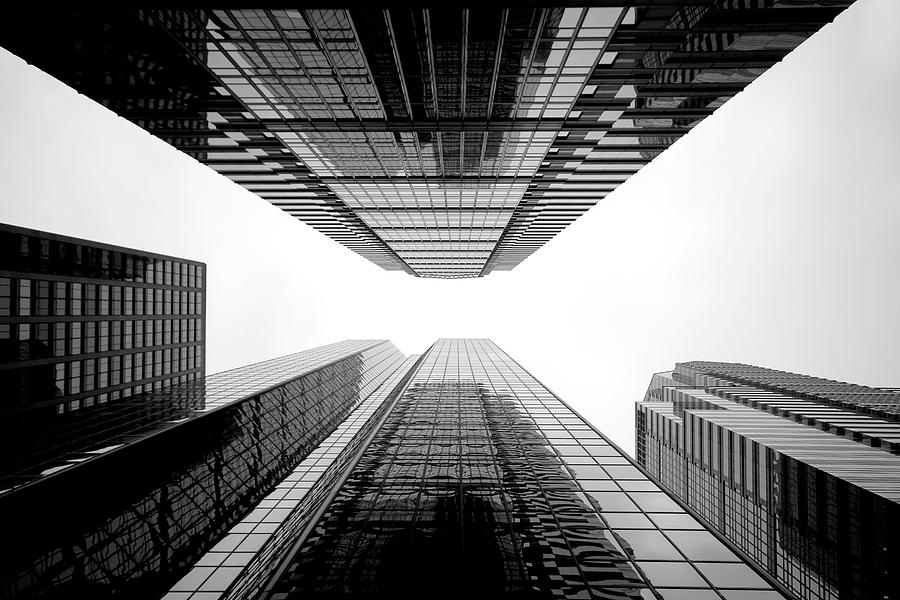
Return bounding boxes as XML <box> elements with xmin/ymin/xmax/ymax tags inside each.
<box><xmin>251</xmin><ymin>340</ymin><xmax>785</xmax><ymax>599</ymax></box>
<box><xmin>0</xmin><ymin>4</ymin><xmax>853</xmax><ymax>278</ymax></box>
<box><xmin>637</xmin><ymin>363</ymin><xmax>900</xmax><ymax>600</ymax></box>
<box><xmin>0</xmin><ymin>222</ymin><xmax>206</xmax><ymax>478</ymax></box>
<box><xmin>167</xmin><ymin>354</ymin><xmax>421</xmax><ymax>598</ymax></box>
<box><xmin>0</xmin><ymin>340</ymin><xmax>406</xmax><ymax>600</ymax></box>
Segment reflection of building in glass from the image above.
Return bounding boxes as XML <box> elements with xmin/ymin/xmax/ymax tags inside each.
<box><xmin>0</xmin><ymin>222</ymin><xmax>204</xmax><ymax>598</ymax></box>
<box><xmin>0</xmin><ymin>223</ymin><xmax>205</xmax><ymax>474</ymax></box>
<box><xmin>636</xmin><ymin>362</ymin><xmax>900</xmax><ymax>600</ymax></box>
<box><xmin>165</xmin><ymin>340</ymin><xmax>789</xmax><ymax>599</ymax></box>
<box><xmin>0</xmin><ymin>4</ymin><xmax>853</xmax><ymax>277</ymax></box>
<box><xmin>0</xmin><ymin>340</ymin><xmax>409</xmax><ymax>600</ymax></box>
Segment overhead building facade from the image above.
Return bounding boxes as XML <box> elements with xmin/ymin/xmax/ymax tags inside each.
<box><xmin>0</xmin><ymin>2</ymin><xmax>853</xmax><ymax>277</ymax></box>
<box><xmin>636</xmin><ymin>362</ymin><xmax>900</xmax><ymax>600</ymax></box>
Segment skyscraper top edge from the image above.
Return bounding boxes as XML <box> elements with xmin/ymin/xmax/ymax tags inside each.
<box><xmin>0</xmin><ymin>221</ymin><xmax>206</xmax><ymax>267</ymax></box>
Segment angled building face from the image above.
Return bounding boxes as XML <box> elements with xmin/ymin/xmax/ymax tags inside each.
<box><xmin>0</xmin><ymin>223</ymin><xmax>206</xmax><ymax>483</ymax></box>
<box><xmin>0</xmin><ymin>223</ymin><xmax>206</xmax><ymax>416</ymax></box>
<box><xmin>0</xmin><ymin>3</ymin><xmax>852</xmax><ymax>277</ymax></box>
<box><xmin>0</xmin><ymin>339</ymin><xmax>791</xmax><ymax>599</ymax></box>
<box><xmin>0</xmin><ymin>339</ymin><xmax>409</xmax><ymax>600</ymax></box>
<box><xmin>636</xmin><ymin>362</ymin><xmax>900</xmax><ymax>600</ymax></box>
<box><xmin>163</xmin><ymin>339</ymin><xmax>788</xmax><ymax>600</ymax></box>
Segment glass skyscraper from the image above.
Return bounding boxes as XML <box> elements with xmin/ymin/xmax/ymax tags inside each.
<box><xmin>0</xmin><ymin>223</ymin><xmax>206</xmax><ymax>417</ymax></box>
<box><xmin>0</xmin><ymin>223</ymin><xmax>206</xmax><ymax>494</ymax></box>
<box><xmin>636</xmin><ymin>362</ymin><xmax>900</xmax><ymax>600</ymax></box>
<box><xmin>0</xmin><ymin>3</ymin><xmax>853</xmax><ymax>277</ymax></box>
<box><xmin>0</xmin><ymin>339</ymin><xmax>409</xmax><ymax>599</ymax></box>
<box><xmin>0</xmin><ymin>338</ymin><xmax>797</xmax><ymax>599</ymax></box>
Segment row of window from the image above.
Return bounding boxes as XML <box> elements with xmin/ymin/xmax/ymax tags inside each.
<box><xmin>20</xmin><ymin>345</ymin><xmax>389</xmax><ymax>596</ymax></box>
<box><xmin>638</xmin><ymin>401</ymin><xmax>845</xmax><ymax>600</ymax></box>
<box><xmin>0</xmin><ymin>231</ymin><xmax>203</xmax><ymax>287</ymax></box>
<box><xmin>54</xmin><ymin>372</ymin><xmax>202</xmax><ymax>414</ymax></box>
<box><xmin>0</xmin><ymin>278</ymin><xmax>203</xmax><ymax>317</ymax></box>
<box><xmin>48</xmin><ymin>346</ymin><xmax>203</xmax><ymax>397</ymax></box>
<box><xmin>2</xmin><ymin>348</ymin><xmax>203</xmax><ymax>409</ymax></box>
<box><xmin>0</xmin><ymin>319</ymin><xmax>203</xmax><ymax>359</ymax></box>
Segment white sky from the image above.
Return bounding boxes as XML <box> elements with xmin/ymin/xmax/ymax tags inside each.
<box><xmin>1</xmin><ymin>0</ymin><xmax>898</xmax><ymax>455</ymax></box>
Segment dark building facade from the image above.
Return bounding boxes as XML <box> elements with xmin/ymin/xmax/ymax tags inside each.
<box><xmin>0</xmin><ymin>339</ymin><xmax>409</xmax><ymax>599</ymax></box>
<box><xmin>159</xmin><ymin>339</ymin><xmax>789</xmax><ymax>600</ymax></box>
<box><xmin>636</xmin><ymin>362</ymin><xmax>900</xmax><ymax>600</ymax></box>
<box><xmin>0</xmin><ymin>223</ymin><xmax>206</xmax><ymax>491</ymax></box>
<box><xmin>0</xmin><ymin>3</ymin><xmax>853</xmax><ymax>278</ymax></box>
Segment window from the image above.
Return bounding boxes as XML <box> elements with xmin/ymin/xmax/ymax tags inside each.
<box><xmin>70</xmin><ymin>282</ymin><xmax>81</xmax><ymax>315</ymax></box>
<box><xmin>0</xmin><ymin>277</ymin><xmax>10</xmax><ymax>316</ymax></box>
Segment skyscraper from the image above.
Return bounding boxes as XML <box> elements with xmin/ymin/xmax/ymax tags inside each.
<box><xmin>0</xmin><ymin>223</ymin><xmax>206</xmax><ymax>486</ymax></box>
<box><xmin>635</xmin><ymin>362</ymin><xmax>900</xmax><ymax>600</ymax></box>
<box><xmin>0</xmin><ymin>338</ymin><xmax>794</xmax><ymax>599</ymax></box>
<box><xmin>0</xmin><ymin>339</ymin><xmax>410</xmax><ymax>599</ymax></box>
<box><xmin>15</xmin><ymin>337</ymin><xmax>787</xmax><ymax>600</ymax></box>
<box><xmin>0</xmin><ymin>3</ymin><xmax>853</xmax><ymax>277</ymax></box>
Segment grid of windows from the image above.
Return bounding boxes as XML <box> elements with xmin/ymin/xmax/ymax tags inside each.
<box><xmin>637</xmin><ymin>364</ymin><xmax>900</xmax><ymax>600</ymax></box>
<box><xmin>0</xmin><ymin>340</ymin><xmax>407</xmax><ymax>600</ymax></box>
<box><xmin>0</xmin><ymin>223</ymin><xmax>206</xmax><ymax>418</ymax></box>
<box><xmin>166</xmin><ymin>354</ymin><xmax>421</xmax><ymax>599</ymax></box>
<box><xmin>0</xmin><ymin>340</ymin><xmax>387</xmax><ymax>495</ymax></box>
<box><xmin>678</xmin><ymin>361</ymin><xmax>900</xmax><ymax>438</ymax></box>
<box><xmin>0</xmin><ymin>4</ymin><xmax>853</xmax><ymax>278</ymax></box>
<box><xmin>197</xmin><ymin>7</ymin><xmax>607</xmax><ymax>278</ymax></box>
<box><xmin>256</xmin><ymin>339</ymin><xmax>786</xmax><ymax>599</ymax></box>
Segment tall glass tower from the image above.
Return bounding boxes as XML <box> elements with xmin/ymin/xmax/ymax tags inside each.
<box><xmin>0</xmin><ymin>3</ymin><xmax>853</xmax><ymax>277</ymax></box>
<box><xmin>0</xmin><ymin>223</ymin><xmax>206</xmax><ymax>501</ymax></box>
<box><xmin>0</xmin><ymin>223</ymin><xmax>206</xmax><ymax>418</ymax></box>
<box><xmin>636</xmin><ymin>362</ymin><xmax>900</xmax><ymax>600</ymax></box>
<box><xmin>1</xmin><ymin>339</ymin><xmax>793</xmax><ymax>599</ymax></box>
<box><xmin>163</xmin><ymin>339</ymin><xmax>788</xmax><ymax>600</ymax></box>
<box><xmin>0</xmin><ymin>339</ymin><xmax>409</xmax><ymax>599</ymax></box>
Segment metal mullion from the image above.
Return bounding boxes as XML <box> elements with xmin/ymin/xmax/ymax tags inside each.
<box><xmin>403</xmin><ymin>359</ymin><xmax>440</xmax><ymax>552</ymax></box>
<box><xmin>255</xmin><ymin>12</ymin><xmax>365</xmax><ymax>188</ymax></box>
<box><xmin>255</xmin><ymin>353</ymin><xmax>425</xmax><ymax>599</ymax></box>
<box><xmin>485</xmin><ymin>344</ymin><xmax>606</xmax><ymax>594</ymax></box>
<box><xmin>422</xmin><ymin>10</ymin><xmax>445</xmax><ymax>180</ymax></box>
<box><xmin>508</xmin><ymin>9</ymin><xmax>590</xmax><ymax>221</ymax></box>
<box><xmin>485</xmin><ymin>9</ymin><xmax>508</xmax><ymax>125</ymax></box>
<box><xmin>453</xmin><ymin>342</ymin><xmax>464</xmax><ymax>547</ymax></box>
<box><xmin>227</xmin><ymin>10</ymin><xmax>346</xmax><ymax>177</ymax></box>
<box><xmin>154</xmin><ymin>10</ymin><xmax>271</xmax><ymax>113</ymax></box>
<box><xmin>384</xmin><ymin>9</ymin><xmax>434</xmax><ymax>217</ymax></box>
<box><xmin>481</xmin><ymin>9</ymin><xmax>605</xmax><ymax>275</ymax></box>
<box><xmin>488</xmin><ymin>10</ymin><xmax>547</xmax><ymax>240</ymax></box>
<box><xmin>258</xmin><ymin>12</ymin><xmax>413</xmax><ymax>271</ymax></box>
<box><xmin>473</xmin><ymin>134</ymin><xmax>490</xmax><ymax>264</ymax></box>
<box><xmin>504</xmin><ymin>8</ymin><xmax>632</xmax><ymax>261</ymax></box>
<box><xmin>492</xmin><ymin>129</ymin><xmax>531</xmax><ymax>237</ymax></box>
<box><xmin>502</xmin><ymin>8</ymin><xmax>548</xmax><ymax>159</ymax></box>
<box><xmin>288</xmin><ymin>12</ymin><xmax>393</xmax><ymax>216</ymax></box>
<box><xmin>308</xmin><ymin>12</ymin><xmax>407</xmax><ymax>222</ymax></box>
<box><xmin>471</xmin><ymin>342</ymin><xmax>533</xmax><ymax>575</ymax></box>
<box><xmin>467</xmin><ymin>341</ymin><xmax>524</xmax><ymax>569</ymax></box>
<box><xmin>176</xmin><ymin>11</ymin><xmax>319</xmax><ymax>185</ymax></box>
<box><xmin>458</xmin><ymin>10</ymin><xmax>470</xmax><ymax>253</ymax></box>
<box><xmin>508</xmin><ymin>361</ymin><xmax>753</xmax><ymax>600</ymax></box>
<box><xmin>383</xmin><ymin>10</ymin><xmax>416</xmax><ymax>122</ymax></box>
<box><xmin>532</xmin><ymin>9</ymin><xmax>588</xmax><ymax>120</ymax></box>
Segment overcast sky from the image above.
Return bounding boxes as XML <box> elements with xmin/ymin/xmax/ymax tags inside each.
<box><xmin>1</xmin><ymin>0</ymin><xmax>897</xmax><ymax>454</ymax></box>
